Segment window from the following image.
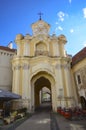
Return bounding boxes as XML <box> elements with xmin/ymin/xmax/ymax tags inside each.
<box><xmin>77</xmin><ymin>74</ymin><xmax>81</xmax><ymax>84</ymax></box>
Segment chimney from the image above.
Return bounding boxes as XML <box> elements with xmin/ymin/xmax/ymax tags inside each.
<box><xmin>8</xmin><ymin>41</ymin><xmax>13</xmax><ymax>49</ymax></box>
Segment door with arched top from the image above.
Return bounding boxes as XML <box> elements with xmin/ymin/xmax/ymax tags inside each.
<box><xmin>80</xmin><ymin>96</ymin><xmax>86</xmax><ymax>109</ymax></box>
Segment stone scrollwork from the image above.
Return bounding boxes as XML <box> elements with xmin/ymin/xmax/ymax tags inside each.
<box><xmin>14</xmin><ymin>64</ymin><xmax>29</xmax><ymax>70</ymax></box>
<box><xmin>35</xmin><ymin>50</ymin><xmax>49</xmax><ymax>56</ymax></box>
<box><xmin>38</xmin><ymin>36</ymin><xmax>43</xmax><ymax>41</ymax></box>
<box><xmin>14</xmin><ymin>65</ymin><xmax>21</xmax><ymax>70</ymax></box>
<box><xmin>64</xmin><ymin>64</ymin><xmax>69</xmax><ymax>69</ymax></box>
<box><xmin>55</xmin><ymin>64</ymin><xmax>70</xmax><ymax>69</ymax></box>
<box><xmin>55</xmin><ymin>64</ymin><xmax>61</xmax><ymax>69</ymax></box>
<box><xmin>22</xmin><ymin>64</ymin><xmax>30</xmax><ymax>69</ymax></box>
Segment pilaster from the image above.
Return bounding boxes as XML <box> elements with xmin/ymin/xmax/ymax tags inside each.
<box><xmin>12</xmin><ymin>65</ymin><xmax>20</xmax><ymax>94</ymax></box>
<box><xmin>21</xmin><ymin>63</ymin><xmax>30</xmax><ymax>99</ymax></box>
<box><xmin>63</xmin><ymin>63</ymin><xmax>74</xmax><ymax>107</ymax></box>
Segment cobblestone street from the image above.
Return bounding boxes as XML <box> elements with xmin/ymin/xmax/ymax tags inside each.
<box><xmin>15</xmin><ymin>112</ymin><xmax>50</xmax><ymax>130</ymax></box>
<box><xmin>54</xmin><ymin>113</ymin><xmax>86</xmax><ymax>130</ymax></box>
<box><xmin>15</xmin><ymin>103</ymin><xmax>86</xmax><ymax>130</ymax></box>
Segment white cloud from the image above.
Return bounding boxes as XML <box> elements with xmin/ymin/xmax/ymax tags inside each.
<box><xmin>57</xmin><ymin>26</ymin><xmax>63</xmax><ymax>31</ymax></box>
<box><xmin>69</xmin><ymin>0</ymin><xmax>72</xmax><ymax>4</ymax></box>
<box><xmin>84</xmin><ymin>43</ymin><xmax>86</xmax><ymax>47</ymax></box>
<box><xmin>83</xmin><ymin>8</ymin><xmax>86</xmax><ymax>18</ymax></box>
<box><xmin>83</xmin><ymin>41</ymin><xmax>86</xmax><ymax>46</ymax></box>
<box><xmin>70</xmin><ymin>29</ymin><xmax>74</xmax><ymax>33</ymax></box>
<box><xmin>57</xmin><ymin>11</ymin><xmax>68</xmax><ymax>22</ymax></box>
<box><xmin>55</xmin><ymin>22</ymin><xmax>59</xmax><ymax>25</ymax></box>
<box><xmin>57</xmin><ymin>11</ymin><xmax>65</xmax><ymax>21</ymax></box>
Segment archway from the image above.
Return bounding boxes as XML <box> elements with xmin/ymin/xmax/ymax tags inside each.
<box><xmin>31</xmin><ymin>71</ymin><xmax>56</xmax><ymax>112</ymax></box>
<box><xmin>80</xmin><ymin>96</ymin><xmax>86</xmax><ymax>109</ymax></box>
<box><xmin>34</xmin><ymin>76</ymin><xmax>51</xmax><ymax>110</ymax></box>
<box><xmin>41</xmin><ymin>87</ymin><xmax>51</xmax><ymax>102</ymax></box>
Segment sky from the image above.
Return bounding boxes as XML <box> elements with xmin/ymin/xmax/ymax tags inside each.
<box><xmin>0</xmin><ymin>0</ymin><xmax>86</xmax><ymax>56</ymax></box>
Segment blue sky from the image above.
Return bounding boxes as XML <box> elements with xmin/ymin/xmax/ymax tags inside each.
<box><xmin>0</xmin><ymin>0</ymin><xmax>86</xmax><ymax>56</ymax></box>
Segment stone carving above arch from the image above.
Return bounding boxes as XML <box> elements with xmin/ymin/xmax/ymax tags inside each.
<box><xmin>30</xmin><ymin>69</ymin><xmax>56</xmax><ymax>84</ymax></box>
<box><xmin>35</xmin><ymin>42</ymin><xmax>49</xmax><ymax>56</ymax></box>
<box><xmin>36</xmin><ymin>42</ymin><xmax>47</xmax><ymax>51</ymax></box>
<box><xmin>31</xmin><ymin>63</ymin><xmax>55</xmax><ymax>81</ymax></box>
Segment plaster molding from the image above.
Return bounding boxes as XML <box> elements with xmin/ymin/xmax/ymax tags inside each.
<box><xmin>22</xmin><ymin>64</ymin><xmax>30</xmax><ymax>69</ymax></box>
<box><xmin>55</xmin><ymin>64</ymin><xmax>69</xmax><ymax>69</ymax></box>
<box><xmin>14</xmin><ymin>64</ymin><xmax>30</xmax><ymax>70</ymax></box>
<box><xmin>14</xmin><ymin>65</ymin><xmax>21</xmax><ymax>70</ymax></box>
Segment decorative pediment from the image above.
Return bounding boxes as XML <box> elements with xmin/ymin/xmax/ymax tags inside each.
<box><xmin>31</xmin><ymin>20</ymin><xmax>50</xmax><ymax>36</ymax></box>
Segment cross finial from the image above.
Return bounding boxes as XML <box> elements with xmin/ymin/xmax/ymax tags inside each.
<box><xmin>38</xmin><ymin>12</ymin><xmax>43</xmax><ymax>20</ymax></box>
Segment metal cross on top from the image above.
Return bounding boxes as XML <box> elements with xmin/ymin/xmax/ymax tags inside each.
<box><xmin>38</xmin><ymin>12</ymin><xmax>43</xmax><ymax>20</ymax></box>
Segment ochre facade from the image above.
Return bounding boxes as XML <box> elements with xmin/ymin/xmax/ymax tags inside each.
<box><xmin>72</xmin><ymin>48</ymin><xmax>86</xmax><ymax>109</ymax></box>
<box><xmin>12</xmin><ymin>19</ymin><xmax>77</xmax><ymax>112</ymax></box>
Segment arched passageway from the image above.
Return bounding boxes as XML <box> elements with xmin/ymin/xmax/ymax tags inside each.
<box><xmin>34</xmin><ymin>76</ymin><xmax>52</xmax><ymax>111</ymax></box>
<box><xmin>80</xmin><ymin>96</ymin><xmax>86</xmax><ymax>109</ymax></box>
<box><xmin>31</xmin><ymin>71</ymin><xmax>56</xmax><ymax>112</ymax></box>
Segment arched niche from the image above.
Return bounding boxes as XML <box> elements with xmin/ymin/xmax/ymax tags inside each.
<box><xmin>35</xmin><ymin>42</ymin><xmax>48</xmax><ymax>56</ymax></box>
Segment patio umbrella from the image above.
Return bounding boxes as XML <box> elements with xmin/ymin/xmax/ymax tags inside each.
<box><xmin>0</xmin><ymin>89</ymin><xmax>21</xmax><ymax>100</ymax></box>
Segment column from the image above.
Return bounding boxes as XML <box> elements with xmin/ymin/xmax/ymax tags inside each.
<box><xmin>22</xmin><ymin>63</ymin><xmax>30</xmax><ymax>98</ymax></box>
<box><xmin>21</xmin><ymin>63</ymin><xmax>31</xmax><ymax>111</ymax></box>
<box><xmin>17</xmin><ymin>44</ymin><xmax>21</xmax><ymax>56</ymax></box>
<box><xmin>55</xmin><ymin>63</ymin><xmax>65</xmax><ymax>107</ymax></box>
<box><xmin>56</xmin><ymin>64</ymin><xmax>63</xmax><ymax>88</ymax></box>
<box><xmin>60</xmin><ymin>43</ymin><xmax>66</xmax><ymax>57</ymax></box>
<box><xmin>51</xmin><ymin>83</ymin><xmax>57</xmax><ymax>112</ymax></box>
<box><xmin>12</xmin><ymin>65</ymin><xmax>20</xmax><ymax>94</ymax></box>
<box><xmin>23</xmin><ymin>42</ymin><xmax>30</xmax><ymax>56</ymax></box>
<box><xmin>53</xmin><ymin>43</ymin><xmax>60</xmax><ymax>56</ymax></box>
<box><xmin>56</xmin><ymin>64</ymin><xmax>64</xmax><ymax>94</ymax></box>
<box><xmin>64</xmin><ymin>64</ymin><xmax>74</xmax><ymax>107</ymax></box>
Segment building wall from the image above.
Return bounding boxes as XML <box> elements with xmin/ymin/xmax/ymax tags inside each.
<box><xmin>0</xmin><ymin>21</ymin><xmax>86</xmax><ymax>110</ymax></box>
<box><xmin>12</xmin><ymin>20</ymin><xmax>77</xmax><ymax>112</ymax></box>
<box><xmin>72</xmin><ymin>58</ymin><xmax>86</xmax><ymax>108</ymax></box>
<box><xmin>72</xmin><ymin>47</ymin><xmax>86</xmax><ymax>109</ymax></box>
<box><xmin>0</xmin><ymin>48</ymin><xmax>15</xmax><ymax>91</ymax></box>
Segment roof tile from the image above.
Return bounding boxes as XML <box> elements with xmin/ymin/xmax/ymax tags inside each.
<box><xmin>72</xmin><ymin>47</ymin><xmax>86</xmax><ymax>66</ymax></box>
